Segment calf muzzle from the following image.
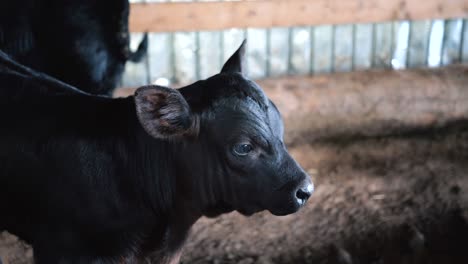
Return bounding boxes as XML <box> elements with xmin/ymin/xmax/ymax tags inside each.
<box><xmin>268</xmin><ymin>174</ymin><xmax>314</xmax><ymax>216</ymax></box>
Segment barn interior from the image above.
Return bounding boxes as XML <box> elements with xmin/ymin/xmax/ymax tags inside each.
<box><xmin>1</xmin><ymin>0</ymin><xmax>468</xmax><ymax>263</ymax></box>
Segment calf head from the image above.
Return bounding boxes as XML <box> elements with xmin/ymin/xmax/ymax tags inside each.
<box><xmin>134</xmin><ymin>41</ymin><xmax>313</xmax><ymax>217</ymax></box>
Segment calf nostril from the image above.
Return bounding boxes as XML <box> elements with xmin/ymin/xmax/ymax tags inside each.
<box><xmin>296</xmin><ymin>186</ymin><xmax>312</xmax><ymax>200</ymax></box>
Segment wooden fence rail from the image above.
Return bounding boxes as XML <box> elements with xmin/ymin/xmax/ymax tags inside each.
<box><xmin>129</xmin><ymin>0</ymin><xmax>468</xmax><ymax>33</ymax></box>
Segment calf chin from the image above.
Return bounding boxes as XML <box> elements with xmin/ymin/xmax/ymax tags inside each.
<box><xmin>234</xmin><ymin>202</ymin><xmax>264</xmax><ymax>216</ymax></box>
<box><xmin>202</xmin><ymin>202</ymin><xmax>235</xmax><ymax>218</ymax></box>
<box><xmin>237</xmin><ymin>208</ymin><xmax>261</xmax><ymax>217</ymax></box>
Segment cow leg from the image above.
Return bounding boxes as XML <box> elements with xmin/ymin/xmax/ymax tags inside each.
<box><xmin>33</xmin><ymin>239</ymin><xmax>65</xmax><ymax>264</ymax></box>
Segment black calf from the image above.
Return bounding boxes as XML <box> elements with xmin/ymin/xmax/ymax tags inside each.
<box><xmin>0</xmin><ymin>42</ymin><xmax>313</xmax><ymax>263</ymax></box>
<box><xmin>0</xmin><ymin>50</ymin><xmax>88</xmax><ymax>101</ymax></box>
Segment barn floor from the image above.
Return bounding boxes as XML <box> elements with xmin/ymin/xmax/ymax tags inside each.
<box><xmin>2</xmin><ymin>67</ymin><xmax>468</xmax><ymax>264</ymax></box>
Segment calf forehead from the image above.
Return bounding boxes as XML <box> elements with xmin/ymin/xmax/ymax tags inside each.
<box><xmin>183</xmin><ymin>73</ymin><xmax>285</xmax><ymax>138</ymax></box>
<box><xmin>208</xmin><ymin>93</ymin><xmax>284</xmax><ymax>142</ymax></box>
<box><xmin>204</xmin><ymin>73</ymin><xmax>269</xmax><ymax>108</ymax></box>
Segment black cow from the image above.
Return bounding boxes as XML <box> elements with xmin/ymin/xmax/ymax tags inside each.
<box><xmin>0</xmin><ymin>42</ymin><xmax>313</xmax><ymax>263</ymax></box>
<box><xmin>0</xmin><ymin>49</ymin><xmax>88</xmax><ymax>101</ymax></box>
<box><xmin>0</xmin><ymin>0</ymin><xmax>147</xmax><ymax>95</ymax></box>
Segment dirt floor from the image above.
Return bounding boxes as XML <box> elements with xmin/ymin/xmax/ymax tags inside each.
<box><xmin>2</xmin><ymin>66</ymin><xmax>468</xmax><ymax>263</ymax></box>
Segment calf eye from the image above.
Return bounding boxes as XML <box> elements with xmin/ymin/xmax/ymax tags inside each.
<box><xmin>233</xmin><ymin>143</ymin><xmax>253</xmax><ymax>156</ymax></box>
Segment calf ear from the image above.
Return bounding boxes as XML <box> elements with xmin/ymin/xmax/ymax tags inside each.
<box><xmin>134</xmin><ymin>85</ymin><xmax>198</xmax><ymax>139</ymax></box>
<box><xmin>221</xmin><ymin>39</ymin><xmax>246</xmax><ymax>74</ymax></box>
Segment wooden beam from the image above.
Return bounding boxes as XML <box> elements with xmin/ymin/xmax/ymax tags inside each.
<box><xmin>129</xmin><ymin>0</ymin><xmax>468</xmax><ymax>32</ymax></box>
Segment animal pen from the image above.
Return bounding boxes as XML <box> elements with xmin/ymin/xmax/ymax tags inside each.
<box><xmin>1</xmin><ymin>0</ymin><xmax>468</xmax><ymax>263</ymax></box>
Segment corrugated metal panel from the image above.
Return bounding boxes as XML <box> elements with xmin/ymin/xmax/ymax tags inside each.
<box><xmin>246</xmin><ymin>28</ymin><xmax>268</xmax><ymax>79</ymax></box>
<box><xmin>198</xmin><ymin>31</ymin><xmax>222</xmax><ymax>79</ymax></box>
<box><xmin>372</xmin><ymin>22</ymin><xmax>393</xmax><ymax>69</ymax></box>
<box><xmin>289</xmin><ymin>27</ymin><xmax>312</xmax><ymax>75</ymax></box>
<box><xmin>147</xmin><ymin>33</ymin><xmax>172</xmax><ymax>84</ymax></box>
<box><xmin>391</xmin><ymin>21</ymin><xmax>410</xmax><ymax>70</ymax></box>
<box><xmin>462</xmin><ymin>19</ymin><xmax>468</xmax><ymax>63</ymax></box>
<box><xmin>268</xmin><ymin>28</ymin><xmax>289</xmax><ymax>77</ymax></box>
<box><xmin>333</xmin><ymin>25</ymin><xmax>354</xmax><ymax>72</ymax></box>
<box><xmin>353</xmin><ymin>24</ymin><xmax>373</xmax><ymax>70</ymax></box>
<box><xmin>428</xmin><ymin>20</ymin><xmax>445</xmax><ymax>67</ymax></box>
<box><xmin>313</xmin><ymin>25</ymin><xmax>333</xmax><ymax>74</ymax></box>
<box><xmin>408</xmin><ymin>20</ymin><xmax>431</xmax><ymax>68</ymax></box>
<box><xmin>172</xmin><ymin>32</ymin><xmax>197</xmax><ymax>84</ymax></box>
<box><xmin>442</xmin><ymin>19</ymin><xmax>464</xmax><ymax>65</ymax></box>
<box><xmin>122</xmin><ymin>13</ymin><xmax>468</xmax><ymax>87</ymax></box>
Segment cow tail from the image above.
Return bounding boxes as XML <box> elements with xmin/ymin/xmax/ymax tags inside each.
<box><xmin>128</xmin><ymin>33</ymin><xmax>148</xmax><ymax>63</ymax></box>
